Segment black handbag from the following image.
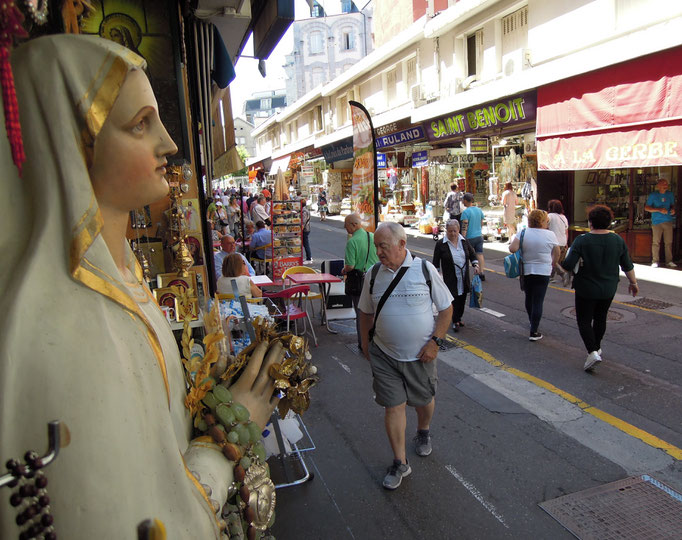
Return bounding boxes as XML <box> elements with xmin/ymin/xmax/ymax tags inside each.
<box><xmin>344</xmin><ymin>231</ymin><xmax>370</xmax><ymax>296</ymax></box>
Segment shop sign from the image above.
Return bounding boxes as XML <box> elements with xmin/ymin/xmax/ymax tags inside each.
<box><xmin>465</xmin><ymin>138</ymin><xmax>489</xmax><ymax>154</ymax></box>
<box><xmin>537</xmin><ymin>126</ymin><xmax>682</xmax><ymax>170</ymax></box>
<box><xmin>375</xmin><ymin>126</ymin><xmax>426</xmax><ymax>149</ymax></box>
<box><xmin>377</xmin><ymin>153</ymin><xmax>387</xmax><ymax>168</ymax></box>
<box><xmin>320</xmin><ymin>137</ymin><xmax>353</xmax><ymax>162</ymax></box>
<box><xmin>375</xmin><ymin>118</ymin><xmax>412</xmax><ymax>137</ymax></box>
<box><xmin>427</xmin><ymin>91</ymin><xmax>536</xmax><ymax>142</ymax></box>
<box><xmin>412</xmin><ymin>150</ymin><xmax>428</xmax><ymax>167</ymax></box>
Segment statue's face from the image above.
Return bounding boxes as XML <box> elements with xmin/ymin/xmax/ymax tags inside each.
<box><xmin>89</xmin><ymin>69</ymin><xmax>177</xmax><ymax>213</ymax></box>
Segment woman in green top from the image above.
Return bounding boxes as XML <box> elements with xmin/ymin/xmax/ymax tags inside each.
<box><xmin>561</xmin><ymin>205</ymin><xmax>639</xmax><ymax>371</ymax></box>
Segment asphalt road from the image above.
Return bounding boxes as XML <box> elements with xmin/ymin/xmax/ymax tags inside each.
<box><xmin>271</xmin><ymin>216</ymin><xmax>682</xmax><ymax>540</ymax></box>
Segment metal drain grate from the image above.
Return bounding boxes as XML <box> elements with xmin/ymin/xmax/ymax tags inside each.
<box><xmin>539</xmin><ymin>475</ymin><xmax>682</xmax><ymax>539</ymax></box>
<box><xmin>345</xmin><ymin>343</ymin><xmax>360</xmax><ymax>355</ymax></box>
<box><xmin>623</xmin><ymin>297</ymin><xmax>674</xmax><ymax>310</ymax></box>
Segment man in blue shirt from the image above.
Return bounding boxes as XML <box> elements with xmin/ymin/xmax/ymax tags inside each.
<box><xmin>645</xmin><ymin>177</ymin><xmax>677</xmax><ymax>268</ymax></box>
<box><xmin>460</xmin><ymin>192</ymin><xmax>486</xmax><ymax>279</ymax></box>
<box><xmin>213</xmin><ymin>235</ymin><xmax>255</xmax><ymax>280</ymax></box>
<box><xmin>250</xmin><ymin>220</ymin><xmax>272</xmax><ymax>274</ymax></box>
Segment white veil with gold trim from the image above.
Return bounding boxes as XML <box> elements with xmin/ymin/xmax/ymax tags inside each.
<box><xmin>0</xmin><ymin>35</ymin><xmax>227</xmax><ymax>538</ymax></box>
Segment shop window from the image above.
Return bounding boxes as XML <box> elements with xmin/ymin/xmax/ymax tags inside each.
<box><xmin>260</xmin><ymin>98</ymin><xmax>271</xmax><ymax>110</ymax></box>
<box><xmin>502</xmin><ymin>7</ymin><xmax>529</xmax><ymax>74</ymax></box>
<box><xmin>315</xmin><ymin>105</ymin><xmax>324</xmax><ymax>131</ymax></box>
<box><xmin>467</xmin><ymin>30</ymin><xmax>482</xmax><ymax>78</ymax></box>
<box><xmin>311</xmin><ymin>67</ymin><xmax>325</xmax><ymax>88</ymax></box>
<box><xmin>342</xmin><ymin>29</ymin><xmax>355</xmax><ymax>50</ymax></box>
<box><xmin>406</xmin><ymin>57</ymin><xmax>417</xmax><ymax>90</ymax></box>
<box><xmin>310</xmin><ymin>32</ymin><xmax>324</xmax><ymax>55</ymax></box>
<box><xmin>386</xmin><ymin>68</ymin><xmax>397</xmax><ymax>106</ymax></box>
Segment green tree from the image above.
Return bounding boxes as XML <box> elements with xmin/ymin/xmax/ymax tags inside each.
<box><xmin>231</xmin><ymin>145</ymin><xmax>250</xmax><ymax>177</ymax></box>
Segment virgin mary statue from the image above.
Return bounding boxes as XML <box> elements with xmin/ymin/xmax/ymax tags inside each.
<box><xmin>0</xmin><ymin>34</ymin><xmax>278</xmax><ymax>538</ymax></box>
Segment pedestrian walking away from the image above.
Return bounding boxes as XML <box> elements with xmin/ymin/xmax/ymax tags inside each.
<box><xmin>501</xmin><ymin>182</ymin><xmax>519</xmax><ymax>241</ymax></box>
<box><xmin>460</xmin><ymin>192</ymin><xmax>486</xmax><ymax>280</ymax></box>
<box><xmin>432</xmin><ymin>219</ymin><xmax>480</xmax><ymax>332</ymax></box>
<box><xmin>357</xmin><ymin>222</ymin><xmax>453</xmax><ymax>490</ymax></box>
<box><xmin>509</xmin><ymin>209</ymin><xmax>561</xmax><ymax>341</ymax></box>
<box><xmin>301</xmin><ymin>199</ymin><xmax>313</xmax><ymax>263</ymax></box>
<box><xmin>547</xmin><ymin>199</ymin><xmax>569</xmax><ymax>280</ymax></box>
<box><xmin>561</xmin><ymin>205</ymin><xmax>639</xmax><ymax>372</ymax></box>
<box><xmin>442</xmin><ymin>182</ymin><xmax>463</xmax><ymax>224</ymax></box>
<box><xmin>342</xmin><ymin>213</ymin><xmax>379</xmax><ymax>349</ymax></box>
<box><xmin>644</xmin><ymin>176</ymin><xmax>677</xmax><ymax>268</ymax></box>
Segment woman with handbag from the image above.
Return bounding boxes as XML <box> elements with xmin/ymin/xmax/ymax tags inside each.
<box><xmin>342</xmin><ymin>214</ymin><xmax>379</xmax><ymax>349</ymax></box>
<box><xmin>509</xmin><ymin>210</ymin><xmax>561</xmax><ymax>341</ymax></box>
<box><xmin>561</xmin><ymin>205</ymin><xmax>638</xmax><ymax>371</ymax></box>
<box><xmin>432</xmin><ymin>219</ymin><xmax>480</xmax><ymax>331</ymax></box>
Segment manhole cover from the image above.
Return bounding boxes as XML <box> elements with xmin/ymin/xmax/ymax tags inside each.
<box><xmin>440</xmin><ymin>336</ymin><xmax>460</xmax><ymax>351</ymax></box>
<box><xmin>539</xmin><ymin>475</ymin><xmax>682</xmax><ymax>539</ymax></box>
<box><xmin>561</xmin><ymin>306</ymin><xmax>635</xmax><ymax>323</ymax></box>
<box><xmin>623</xmin><ymin>297</ymin><xmax>674</xmax><ymax>310</ymax></box>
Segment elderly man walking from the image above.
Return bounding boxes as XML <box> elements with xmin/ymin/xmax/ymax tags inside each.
<box><xmin>358</xmin><ymin>222</ymin><xmax>453</xmax><ymax>490</ymax></box>
<box><xmin>342</xmin><ymin>213</ymin><xmax>379</xmax><ymax>350</ymax></box>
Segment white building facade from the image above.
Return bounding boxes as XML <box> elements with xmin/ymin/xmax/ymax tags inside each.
<box><xmin>251</xmin><ymin>0</ymin><xmax>682</xmax><ymax>261</ymax></box>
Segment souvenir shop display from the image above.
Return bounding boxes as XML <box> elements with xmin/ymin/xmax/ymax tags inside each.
<box><xmin>271</xmin><ymin>200</ymin><xmax>303</xmax><ymax>281</ymax></box>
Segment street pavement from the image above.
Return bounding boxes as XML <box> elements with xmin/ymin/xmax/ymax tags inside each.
<box><xmin>271</xmin><ymin>215</ymin><xmax>682</xmax><ymax>540</ymax></box>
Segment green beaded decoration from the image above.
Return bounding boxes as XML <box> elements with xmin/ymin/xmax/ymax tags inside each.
<box><xmin>215</xmin><ymin>403</ymin><xmax>236</xmax><ymax>427</ymax></box>
<box><xmin>235</xmin><ymin>423</ymin><xmax>250</xmax><ymax>446</ymax></box>
<box><xmin>232</xmin><ymin>402</ymin><xmax>250</xmax><ymax>422</ymax></box>
<box><xmin>239</xmin><ymin>456</ymin><xmax>251</xmax><ymax>470</ymax></box>
<box><xmin>226</xmin><ymin>430</ymin><xmax>239</xmax><ymax>444</ymax></box>
<box><xmin>202</xmin><ymin>391</ymin><xmax>219</xmax><ymax>411</ymax></box>
<box><xmin>212</xmin><ymin>385</ymin><xmax>233</xmax><ymax>404</ymax></box>
<box><xmin>247</xmin><ymin>421</ymin><xmax>261</xmax><ymax>444</ymax></box>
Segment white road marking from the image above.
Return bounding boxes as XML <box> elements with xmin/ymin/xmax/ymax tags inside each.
<box><xmin>332</xmin><ymin>355</ymin><xmax>352</xmax><ymax>374</ymax></box>
<box><xmin>445</xmin><ymin>464</ymin><xmax>509</xmax><ymax>528</ymax></box>
<box><xmin>479</xmin><ymin>307</ymin><xmax>505</xmax><ymax>318</ymax></box>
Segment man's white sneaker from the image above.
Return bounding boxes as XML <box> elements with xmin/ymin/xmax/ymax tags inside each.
<box><xmin>584</xmin><ymin>351</ymin><xmax>602</xmax><ymax>371</ymax></box>
<box><xmin>666</xmin><ymin>261</ymin><xmax>678</xmax><ymax>268</ymax></box>
<box><xmin>651</xmin><ymin>262</ymin><xmax>659</xmax><ymax>268</ymax></box>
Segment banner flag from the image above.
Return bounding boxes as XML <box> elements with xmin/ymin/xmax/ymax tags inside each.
<box><xmin>349</xmin><ymin>101</ymin><xmax>378</xmax><ymax>231</ymax></box>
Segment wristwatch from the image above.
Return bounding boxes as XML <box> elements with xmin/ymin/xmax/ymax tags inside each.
<box><xmin>431</xmin><ymin>336</ymin><xmax>444</xmax><ymax>347</ymax></box>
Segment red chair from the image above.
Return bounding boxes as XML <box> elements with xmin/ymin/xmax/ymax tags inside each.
<box><xmin>263</xmin><ymin>285</ymin><xmax>317</xmax><ymax>346</ymax></box>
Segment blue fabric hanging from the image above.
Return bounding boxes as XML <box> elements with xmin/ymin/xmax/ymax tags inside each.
<box><xmin>212</xmin><ymin>25</ymin><xmax>236</xmax><ymax>88</ymax></box>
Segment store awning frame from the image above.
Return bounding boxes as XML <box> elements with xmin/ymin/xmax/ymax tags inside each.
<box><xmin>268</xmin><ymin>155</ymin><xmax>291</xmax><ymax>175</ymax></box>
<box><xmin>537</xmin><ymin>46</ymin><xmax>682</xmax><ymax>170</ymax></box>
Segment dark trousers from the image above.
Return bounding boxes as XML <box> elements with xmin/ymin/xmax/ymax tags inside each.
<box><xmin>574</xmin><ymin>294</ymin><xmax>613</xmax><ymax>353</ymax></box>
<box><xmin>523</xmin><ymin>274</ymin><xmax>550</xmax><ymax>333</ymax></box>
<box><xmin>451</xmin><ymin>294</ymin><xmax>467</xmax><ymax>324</ymax></box>
<box><xmin>302</xmin><ymin>230</ymin><xmax>311</xmax><ymax>260</ymax></box>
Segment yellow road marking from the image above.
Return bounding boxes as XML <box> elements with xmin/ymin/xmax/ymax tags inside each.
<box><xmin>444</xmin><ymin>334</ymin><xmax>682</xmax><ymax>460</ymax></box>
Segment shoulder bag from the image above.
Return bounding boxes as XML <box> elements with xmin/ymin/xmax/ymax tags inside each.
<box><xmin>344</xmin><ymin>231</ymin><xmax>370</xmax><ymax>296</ymax></box>
<box><xmin>503</xmin><ymin>229</ymin><xmax>525</xmax><ymax>279</ymax></box>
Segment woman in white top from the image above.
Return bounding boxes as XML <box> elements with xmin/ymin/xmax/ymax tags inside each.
<box><xmin>501</xmin><ymin>182</ymin><xmax>519</xmax><ymax>241</ymax></box>
<box><xmin>547</xmin><ymin>199</ymin><xmax>569</xmax><ymax>279</ymax></box>
<box><xmin>218</xmin><ymin>253</ymin><xmax>263</xmax><ymax>298</ymax></box>
<box><xmin>509</xmin><ymin>210</ymin><xmax>562</xmax><ymax>341</ymax></box>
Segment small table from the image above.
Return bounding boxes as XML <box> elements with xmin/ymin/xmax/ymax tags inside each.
<box><xmin>285</xmin><ymin>273</ymin><xmax>343</xmax><ymax>332</ymax></box>
<box><xmin>250</xmin><ymin>275</ymin><xmax>273</xmax><ymax>286</ymax></box>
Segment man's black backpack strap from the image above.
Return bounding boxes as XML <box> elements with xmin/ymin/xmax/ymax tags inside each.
<box><xmin>368</xmin><ymin>266</ymin><xmax>409</xmax><ymax>341</ymax></box>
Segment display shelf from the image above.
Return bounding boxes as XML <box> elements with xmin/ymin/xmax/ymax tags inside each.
<box><xmin>271</xmin><ymin>200</ymin><xmax>303</xmax><ymax>280</ymax></box>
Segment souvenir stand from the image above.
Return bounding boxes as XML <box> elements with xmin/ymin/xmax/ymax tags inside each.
<box><xmin>271</xmin><ymin>200</ymin><xmax>303</xmax><ymax>281</ymax></box>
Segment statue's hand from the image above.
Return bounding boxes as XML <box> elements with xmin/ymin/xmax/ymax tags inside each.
<box><xmin>229</xmin><ymin>340</ymin><xmax>283</xmax><ymax>429</ymax></box>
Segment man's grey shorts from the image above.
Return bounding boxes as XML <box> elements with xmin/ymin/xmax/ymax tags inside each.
<box><xmin>368</xmin><ymin>342</ymin><xmax>437</xmax><ymax>408</ymax></box>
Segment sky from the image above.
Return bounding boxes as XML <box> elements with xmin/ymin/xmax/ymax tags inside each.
<box><xmin>229</xmin><ymin>0</ymin><xmax>350</xmax><ymax>120</ymax></box>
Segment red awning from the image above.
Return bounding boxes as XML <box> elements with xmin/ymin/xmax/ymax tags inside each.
<box><xmin>537</xmin><ymin>46</ymin><xmax>682</xmax><ymax>170</ymax></box>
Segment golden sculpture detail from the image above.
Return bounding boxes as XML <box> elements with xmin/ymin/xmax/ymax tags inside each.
<box><xmin>166</xmin><ymin>164</ymin><xmax>194</xmax><ymax>277</ymax></box>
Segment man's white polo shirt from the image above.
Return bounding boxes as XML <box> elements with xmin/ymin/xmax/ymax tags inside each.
<box><xmin>358</xmin><ymin>251</ymin><xmax>453</xmax><ymax>361</ymax></box>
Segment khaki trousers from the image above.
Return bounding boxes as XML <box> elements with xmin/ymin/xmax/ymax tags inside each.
<box><xmin>651</xmin><ymin>221</ymin><xmax>674</xmax><ymax>263</ymax></box>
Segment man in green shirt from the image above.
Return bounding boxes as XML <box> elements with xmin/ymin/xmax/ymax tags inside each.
<box><xmin>342</xmin><ymin>213</ymin><xmax>379</xmax><ymax>350</ymax></box>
